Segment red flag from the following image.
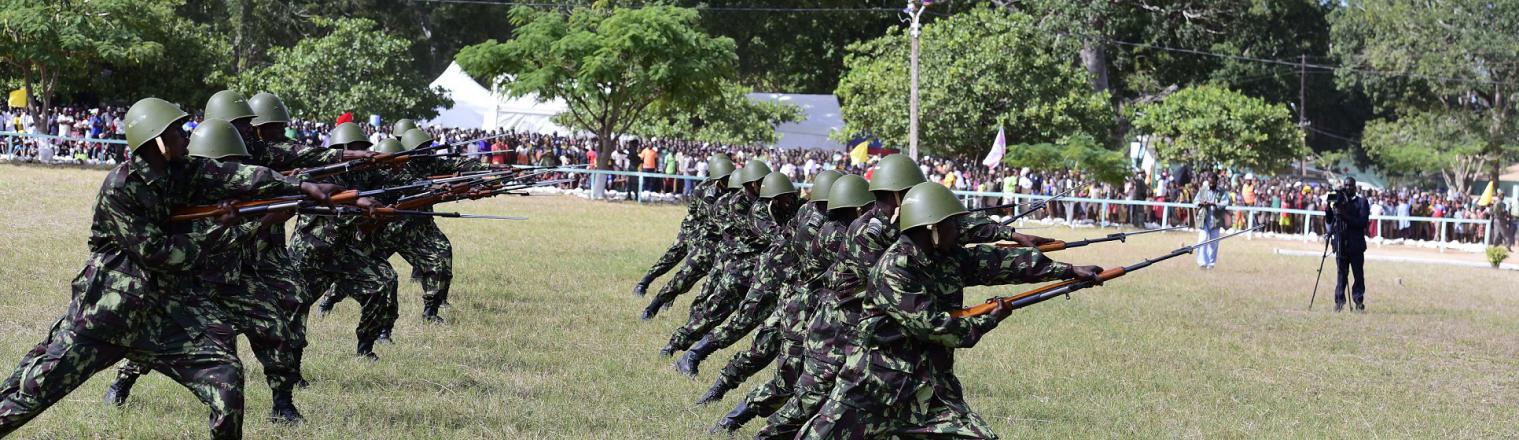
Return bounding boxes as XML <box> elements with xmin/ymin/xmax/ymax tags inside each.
<box><xmin>336</xmin><ymin>112</ymin><xmax>354</xmax><ymax>125</ymax></box>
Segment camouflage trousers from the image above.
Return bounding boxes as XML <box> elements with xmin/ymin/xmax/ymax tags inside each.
<box><xmin>797</xmin><ymin>348</ymin><xmax>997</xmax><ymax>440</ymax></box>
<box><xmin>711</xmin><ymin>325</ymin><xmax>780</xmax><ymax>391</ymax></box>
<box><xmin>755</xmin><ymin>345</ymin><xmax>847</xmax><ymax>439</ymax></box>
<box><xmin>736</xmin><ymin>339</ymin><xmax>805</xmax><ymax>419</ymax></box>
<box><xmin>117</xmin><ymin>260</ymin><xmax>304</xmax><ymax>393</ymax></box>
<box><xmin>328</xmin><ymin>220</ymin><xmax>452</xmax><ymax>309</ymax></box>
<box><xmin>665</xmin><ymin>253</ymin><xmax>757</xmax><ymax>351</ymax></box>
<box><xmin>641</xmin><ymin>233</ymin><xmax>687</xmax><ymax>283</ymax></box>
<box><xmin>647</xmin><ymin>244</ymin><xmax>714</xmax><ymax>308</ymax></box>
<box><xmin>293</xmin><ymin>248</ymin><xmax>398</xmax><ymax>350</ymax></box>
<box><xmin>703</xmin><ymin>259</ymin><xmax>786</xmax><ymax>351</ymax></box>
<box><xmin>0</xmin><ymin>314</ymin><xmax>245</xmax><ymax>439</ymax></box>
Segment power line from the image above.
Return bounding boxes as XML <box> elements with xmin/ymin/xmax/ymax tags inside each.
<box><xmin>412</xmin><ymin>0</ymin><xmax>900</xmax><ymax>13</ymax></box>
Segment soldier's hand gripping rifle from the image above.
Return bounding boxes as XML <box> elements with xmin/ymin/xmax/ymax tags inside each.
<box><xmin>952</xmin><ymin>224</ymin><xmax>1265</xmax><ymax>318</ymax></box>
<box><xmin>999</xmin><ymin>226</ymin><xmax>1186</xmax><ymax>252</ymax></box>
<box><xmin>169</xmin><ymin>170</ymin><xmax>514</xmax><ymax>222</ymax></box>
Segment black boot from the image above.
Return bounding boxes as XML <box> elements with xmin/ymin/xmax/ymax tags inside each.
<box><xmin>356</xmin><ymin>338</ymin><xmax>379</xmax><ymax>361</ymax></box>
<box><xmin>641</xmin><ymin>297</ymin><xmax>667</xmax><ymax>321</ymax></box>
<box><xmin>708</xmin><ymin>401</ymin><xmax>756</xmax><ymax>434</ymax></box>
<box><xmin>632</xmin><ymin>281</ymin><xmax>649</xmax><ymax>297</ymax></box>
<box><xmin>377</xmin><ymin>329</ymin><xmax>393</xmax><ymax>344</ymax></box>
<box><xmin>674</xmin><ymin>336</ymin><xmax>716</xmax><ymax>378</ymax></box>
<box><xmin>317</xmin><ymin>295</ymin><xmax>338</xmax><ymax>318</ymax></box>
<box><xmin>423</xmin><ymin>301</ymin><xmax>445</xmax><ymax>324</ymax></box>
<box><xmin>269</xmin><ymin>389</ymin><xmax>305</xmax><ymax>424</ymax></box>
<box><xmin>695</xmin><ymin>377</ymin><xmax>734</xmax><ymax>405</ymax></box>
<box><xmin>658</xmin><ymin>342</ymin><xmax>677</xmax><ymax>358</ymax></box>
<box><xmin>103</xmin><ymin>373</ymin><xmax>138</xmax><ymax>406</ymax></box>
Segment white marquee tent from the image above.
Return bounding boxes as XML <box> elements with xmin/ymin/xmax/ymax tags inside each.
<box><xmin>426</xmin><ymin>62</ymin><xmax>846</xmax><ymax>150</ymax></box>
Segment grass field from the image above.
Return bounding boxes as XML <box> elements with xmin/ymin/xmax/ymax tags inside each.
<box><xmin>2</xmin><ymin>164</ymin><xmax>1518</xmax><ymax>439</ymax></box>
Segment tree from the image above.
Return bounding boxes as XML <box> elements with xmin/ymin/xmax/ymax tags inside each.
<box><xmin>834</xmin><ymin>6</ymin><xmax>1113</xmax><ymax>158</ymax></box>
<box><xmin>456</xmin><ymin>6</ymin><xmax>738</xmax><ymax>198</ymax></box>
<box><xmin>1332</xmin><ymin>0</ymin><xmax>1519</xmax><ymax>193</ymax></box>
<box><xmin>0</xmin><ymin>0</ymin><xmax>181</xmax><ymax>122</ymax></box>
<box><xmin>1128</xmin><ymin>85</ymin><xmax>1307</xmax><ymax>172</ymax></box>
<box><xmin>235</xmin><ymin>17</ymin><xmax>450</xmax><ymax>122</ymax></box>
<box><xmin>1003</xmin><ymin>133</ymin><xmax>1130</xmax><ymax>185</ymax></box>
<box><xmin>616</xmin><ymin>82</ymin><xmax>803</xmax><ymax>145</ymax></box>
<box><xmin>1362</xmin><ymin>112</ymin><xmax>1487</xmax><ymax>193</ymax></box>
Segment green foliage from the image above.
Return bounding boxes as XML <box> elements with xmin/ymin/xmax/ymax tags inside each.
<box><xmin>1361</xmin><ymin>112</ymin><xmax>1487</xmax><ymax>192</ymax></box>
<box><xmin>456</xmin><ymin>6</ymin><xmax>737</xmax><ymax>162</ymax></box>
<box><xmin>1488</xmin><ymin>246</ymin><xmax>1510</xmax><ymax>269</ymax></box>
<box><xmin>1003</xmin><ymin>133</ymin><xmax>1128</xmax><ymax>185</ymax></box>
<box><xmin>235</xmin><ymin>17</ymin><xmax>450</xmax><ymax>121</ymax></box>
<box><xmin>617</xmin><ymin>82</ymin><xmax>802</xmax><ymax>145</ymax></box>
<box><xmin>835</xmin><ymin>6</ymin><xmax>1113</xmax><ymax>158</ymax></box>
<box><xmin>1129</xmin><ymin>85</ymin><xmax>1307</xmax><ymax>172</ymax></box>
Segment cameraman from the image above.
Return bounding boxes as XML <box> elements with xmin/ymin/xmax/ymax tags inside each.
<box><xmin>1325</xmin><ymin>177</ymin><xmax>1371</xmax><ymax>312</ymax></box>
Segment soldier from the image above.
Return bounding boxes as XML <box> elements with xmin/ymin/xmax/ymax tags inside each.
<box><xmin>757</xmin><ymin>155</ymin><xmax>1050</xmax><ymax>439</ymax></box>
<box><xmin>0</xmin><ymin>98</ymin><xmax>339</xmax><ymax>439</ymax></box>
<box><xmin>639</xmin><ymin>154</ymin><xmax>735</xmax><ymax>320</ymax></box>
<box><xmin>693</xmin><ymin>170</ymin><xmax>841</xmax><ymax>402</ymax></box>
<box><xmin>102</xmin><ymin>90</ymin><xmax>348</xmax><ymax>422</ymax></box>
<box><xmin>705</xmin><ymin>170</ymin><xmax>843</xmax><ymax>433</ymax></box>
<box><xmin>290</xmin><ymin>122</ymin><xmax>400</xmax><ymax>360</ymax></box>
<box><xmin>659</xmin><ymin>160</ymin><xmax>771</xmax><ymax>358</ymax></box>
<box><xmin>674</xmin><ymin>170</ymin><xmax>805</xmax><ymax>378</ymax></box>
<box><xmin>319</xmin><ymin>128</ymin><xmax>484</xmax><ymax>324</ymax></box>
<box><xmin>798</xmin><ymin>182</ymin><xmax>1100</xmax><ymax>439</ymax></box>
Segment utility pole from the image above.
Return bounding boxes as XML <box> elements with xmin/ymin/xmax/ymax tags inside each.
<box><xmin>906</xmin><ymin>2</ymin><xmax>929</xmax><ymax>160</ymax></box>
<box><xmin>1299</xmin><ymin>54</ymin><xmax>1309</xmax><ymax>176</ymax></box>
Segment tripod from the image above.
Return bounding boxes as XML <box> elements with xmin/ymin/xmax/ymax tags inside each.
<box><xmin>1309</xmin><ymin>218</ymin><xmax>1342</xmax><ymax>310</ymax></box>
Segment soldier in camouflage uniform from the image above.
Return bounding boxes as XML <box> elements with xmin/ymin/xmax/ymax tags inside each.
<box><xmin>640</xmin><ymin>155</ymin><xmax>736</xmax><ymax>320</ymax></box>
<box><xmin>694</xmin><ymin>170</ymin><xmax>841</xmax><ymax>405</ymax></box>
<box><xmin>0</xmin><ymin>98</ymin><xmax>339</xmax><ymax>439</ymax></box>
<box><xmin>659</xmin><ymin>160</ymin><xmax>772</xmax><ymax>358</ymax></box>
<box><xmin>674</xmin><ymin>171</ymin><xmax>804</xmax><ymax>378</ymax></box>
<box><xmin>797</xmin><ymin>182</ymin><xmax>1099</xmax><ymax>439</ymax></box>
<box><xmin>290</xmin><ymin>122</ymin><xmax>401</xmax><ymax>360</ymax></box>
<box><xmin>320</xmin><ymin>127</ymin><xmax>488</xmax><ymax>325</ymax></box>
<box><xmin>102</xmin><ymin>91</ymin><xmax>354</xmax><ymax>423</ymax></box>
<box><xmin>757</xmin><ymin>155</ymin><xmax>1053</xmax><ymax>439</ymax></box>
<box><xmin>704</xmin><ymin>170</ymin><xmax>844</xmax><ymax>433</ymax></box>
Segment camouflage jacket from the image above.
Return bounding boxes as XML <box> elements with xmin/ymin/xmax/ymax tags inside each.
<box><xmin>850</xmin><ymin>238</ymin><xmax>1073</xmax><ymax>406</ymax></box>
<box><xmin>683</xmin><ymin>180</ymin><xmax>725</xmax><ymax>247</ymax></box>
<box><xmin>290</xmin><ymin>166</ymin><xmax>394</xmax><ymax>267</ymax></box>
<box><xmin>200</xmin><ymin>139</ymin><xmax>341</xmax><ymax>284</ymax></box>
<box><xmin>718</xmin><ymin>190</ymin><xmax>765</xmax><ymax>256</ymax></box>
<box><xmin>769</xmin><ymin>201</ymin><xmax>833</xmax><ymax>341</ymax></box>
<box><xmin>67</xmin><ymin>155</ymin><xmax>302</xmax><ymax>348</ymax></box>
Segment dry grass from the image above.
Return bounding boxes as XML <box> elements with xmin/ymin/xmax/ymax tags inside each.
<box><xmin>1</xmin><ymin>164</ymin><xmax>1517</xmax><ymax>439</ymax></box>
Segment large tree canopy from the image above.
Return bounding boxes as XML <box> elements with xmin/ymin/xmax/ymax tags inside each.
<box><xmin>835</xmin><ymin>6</ymin><xmax>1114</xmax><ymax>158</ymax></box>
<box><xmin>1361</xmin><ymin>111</ymin><xmax>1488</xmax><ymax>192</ymax></box>
<box><xmin>235</xmin><ymin>17</ymin><xmax>449</xmax><ymax>122</ymax></box>
<box><xmin>456</xmin><ymin>5</ymin><xmax>738</xmax><ymax>197</ymax></box>
<box><xmin>1332</xmin><ymin>0</ymin><xmax>1519</xmax><ymax>192</ymax></box>
<box><xmin>1129</xmin><ymin>84</ymin><xmax>1307</xmax><ymax>172</ymax></box>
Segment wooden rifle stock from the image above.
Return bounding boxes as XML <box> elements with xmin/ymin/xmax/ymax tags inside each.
<box><xmin>950</xmin><ymin>267</ymin><xmax>1127</xmax><ymax>318</ymax></box>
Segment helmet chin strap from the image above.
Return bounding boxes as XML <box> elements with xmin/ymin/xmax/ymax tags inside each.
<box><xmin>889</xmin><ymin>191</ymin><xmax>902</xmax><ymax>225</ymax></box>
<box><xmin>928</xmin><ymin>223</ymin><xmax>940</xmax><ymax>247</ymax></box>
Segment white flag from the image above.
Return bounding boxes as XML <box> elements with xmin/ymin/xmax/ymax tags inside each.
<box><xmin>982</xmin><ymin>126</ymin><xmax>1006</xmax><ymax>169</ymax></box>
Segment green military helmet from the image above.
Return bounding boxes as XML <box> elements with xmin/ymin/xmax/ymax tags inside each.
<box><xmin>372</xmin><ymin>138</ymin><xmax>405</xmax><ymax>154</ymax></box>
<box><xmin>204</xmin><ymin>90</ymin><xmax>256</xmax><ymax>122</ymax></box>
<box><xmin>728</xmin><ymin>170</ymin><xmax>745</xmax><ymax>189</ymax></box>
<box><xmin>187</xmin><ymin>119</ymin><xmax>250</xmax><ymax>160</ymax></box>
<box><xmin>393</xmin><ymin>119</ymin><xmax>418</xmax><ymax>137</ymax></box>
<box><xmin>898</xmin><ymin>182</ymin><xmax>967</xmax><ymax>231</ymax></box>
<box><xmin>124</xmin><ymin>97</ymin><xmax>190</xmax><ymax>151</ymax></box>
<box><xmin>248</xmin><ymin>92</ymin><xmax>291</xmax><ymax>126</ymax></box>
<box><xmin>808</xmin><ymin>170</ymin><xmax>843</xmax><ymax>202</ymax></box>
<box><xmin>739</xmin><ymin>159</ymin><xmax>772</xmax><ymax>185</ymax></box>
<box><xmin>329</xmin><ymin>122</ymin><xmax>371</xmax><ymax>149</ymax></box>
<box><xmin>868</xmin><ymin>154</ymin><xmax>926</xmax><ymax>192</ymax></box>
<box><xmin>759</xmin><ymin>172</ymin><xmax>798</xmax><ymax>199</ymax></box>
<box><xmin>400</xmin><ymin>128</ymin><xmax>433</xmax><ymax>150</ymax></box>
<box><xmin>827</xmin><ymin>175</ymin><xmax>873</xmax><ymax>212</ymax></box>
<box><xmin>708</xmin><ymin>156</ymin><xmax>736</xmax><ymax>181</ymax></box>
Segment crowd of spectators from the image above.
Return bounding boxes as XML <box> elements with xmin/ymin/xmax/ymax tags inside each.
<box><xmin>4</xmin><ymin>103</ymin><xmax>1515</xmax><ymax>247</ymax></box>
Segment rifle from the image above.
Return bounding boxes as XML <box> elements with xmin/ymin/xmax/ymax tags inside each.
<box><xmin>170</xmin><ymin>170</ymin><xmax>515</xmax><ymax>222</ymax></box>
<box><xmin>995</xmin><ymin>186</ymin><xmax>1077</xmax><ymax>225</ymax></box>
<box><xmin>298</xmin><ymin>206</ymin><xmax>527</xmax><ymax>221</ymax></box>
<box><xmin>283</xmin><ymin>133</ymin><xmax>517</xmax><ymax>180</ymax></box>
<box><xmin>999</xmin><ymin>226</ymin><xmax>1186</xmax><ymax>252</ymax></box>
<box><xmin>951</xmin><ymin>224</ymin><xmax>1265</xmax><ymax>318</ymax></box>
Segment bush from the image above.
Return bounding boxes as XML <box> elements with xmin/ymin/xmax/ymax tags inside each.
<box><xmin>1488</xmin><ymin>246</ymin><xmax>1510</xmax><ymax>268</ymax></box>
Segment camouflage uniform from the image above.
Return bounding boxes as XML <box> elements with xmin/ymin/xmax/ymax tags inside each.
<box><xmin>0</xmin><ymin>156</ymin><xmax>302</xmax><ymax>439</ymax></box>
<box><xmin>797</xmin><ymin>234</ymin><xmax>1073</xmax><ymax>439</ymax></box>
<box><xmin>644</xmin><ymin>180</ymin><xmax>725</xmax><ymax>314</ymax></box>
<box><xmin>760</xmin><ymin>209</ymin><xmax>1021</xmax><ymax>439</ymax></box>
<box><xmin>289</xmin><ymin>168</ymin><xmax>398</xmax><ymax>357</ymax></box>
<box><xmin>663</xmin><ymin>188</ymin><xmax>767</xmax><ymax>352</ymax></box>
<box><xmin>114</xmin><ymin>139</ymin><xmax>340</xmax><ymax>394</ymax></box>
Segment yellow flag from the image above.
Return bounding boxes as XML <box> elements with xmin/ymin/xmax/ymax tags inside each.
<box><xmin>1478</xmin><ymin>180</ymin><xmax>1496</xmax><ymax>206</ymax></box>
<box><xmin>849</xmin><ymin>140</ymin><xmax>869</xmax><ymax>166</ymax></box>
<box><xmin>7</xmin><ymin>88</ymin><xmax>26</xmax><ymax>108</ymax></box>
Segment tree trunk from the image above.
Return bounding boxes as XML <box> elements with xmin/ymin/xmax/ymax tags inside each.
<box><xmin>591</xmin><ymin>128</ymin><xmax>614</xmax><ymax>200</ymax></box>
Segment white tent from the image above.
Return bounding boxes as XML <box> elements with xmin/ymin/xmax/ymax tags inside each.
<box><xmin>424</xmin><ymin>62</ymin><xmax>495</xmax><ymax>129</ymax></box>
<box><xmin>486</xmin><ymin>90</ymin><xmax>572</xmax><ymax>135</ymax></box>
<box><xmin>746</xmin><ymin>93</ymin><xmax>845</xmax><ymax>151</ymax></box>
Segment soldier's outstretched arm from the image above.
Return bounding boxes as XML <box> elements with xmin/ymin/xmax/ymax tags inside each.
<box><xmin>872</xmin><ymin>256</ymin><xmax>1000</xmax><ymax>349</ymax></box>
<box><xmin>959</xmin><ymin>245</ymin><xmax>1076</xmax><ymax>288</ymax></box>
<box><xmin>98</xmin><ymin>186</ymin><xmax>259</xmax><ymax>273</ymax></box>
